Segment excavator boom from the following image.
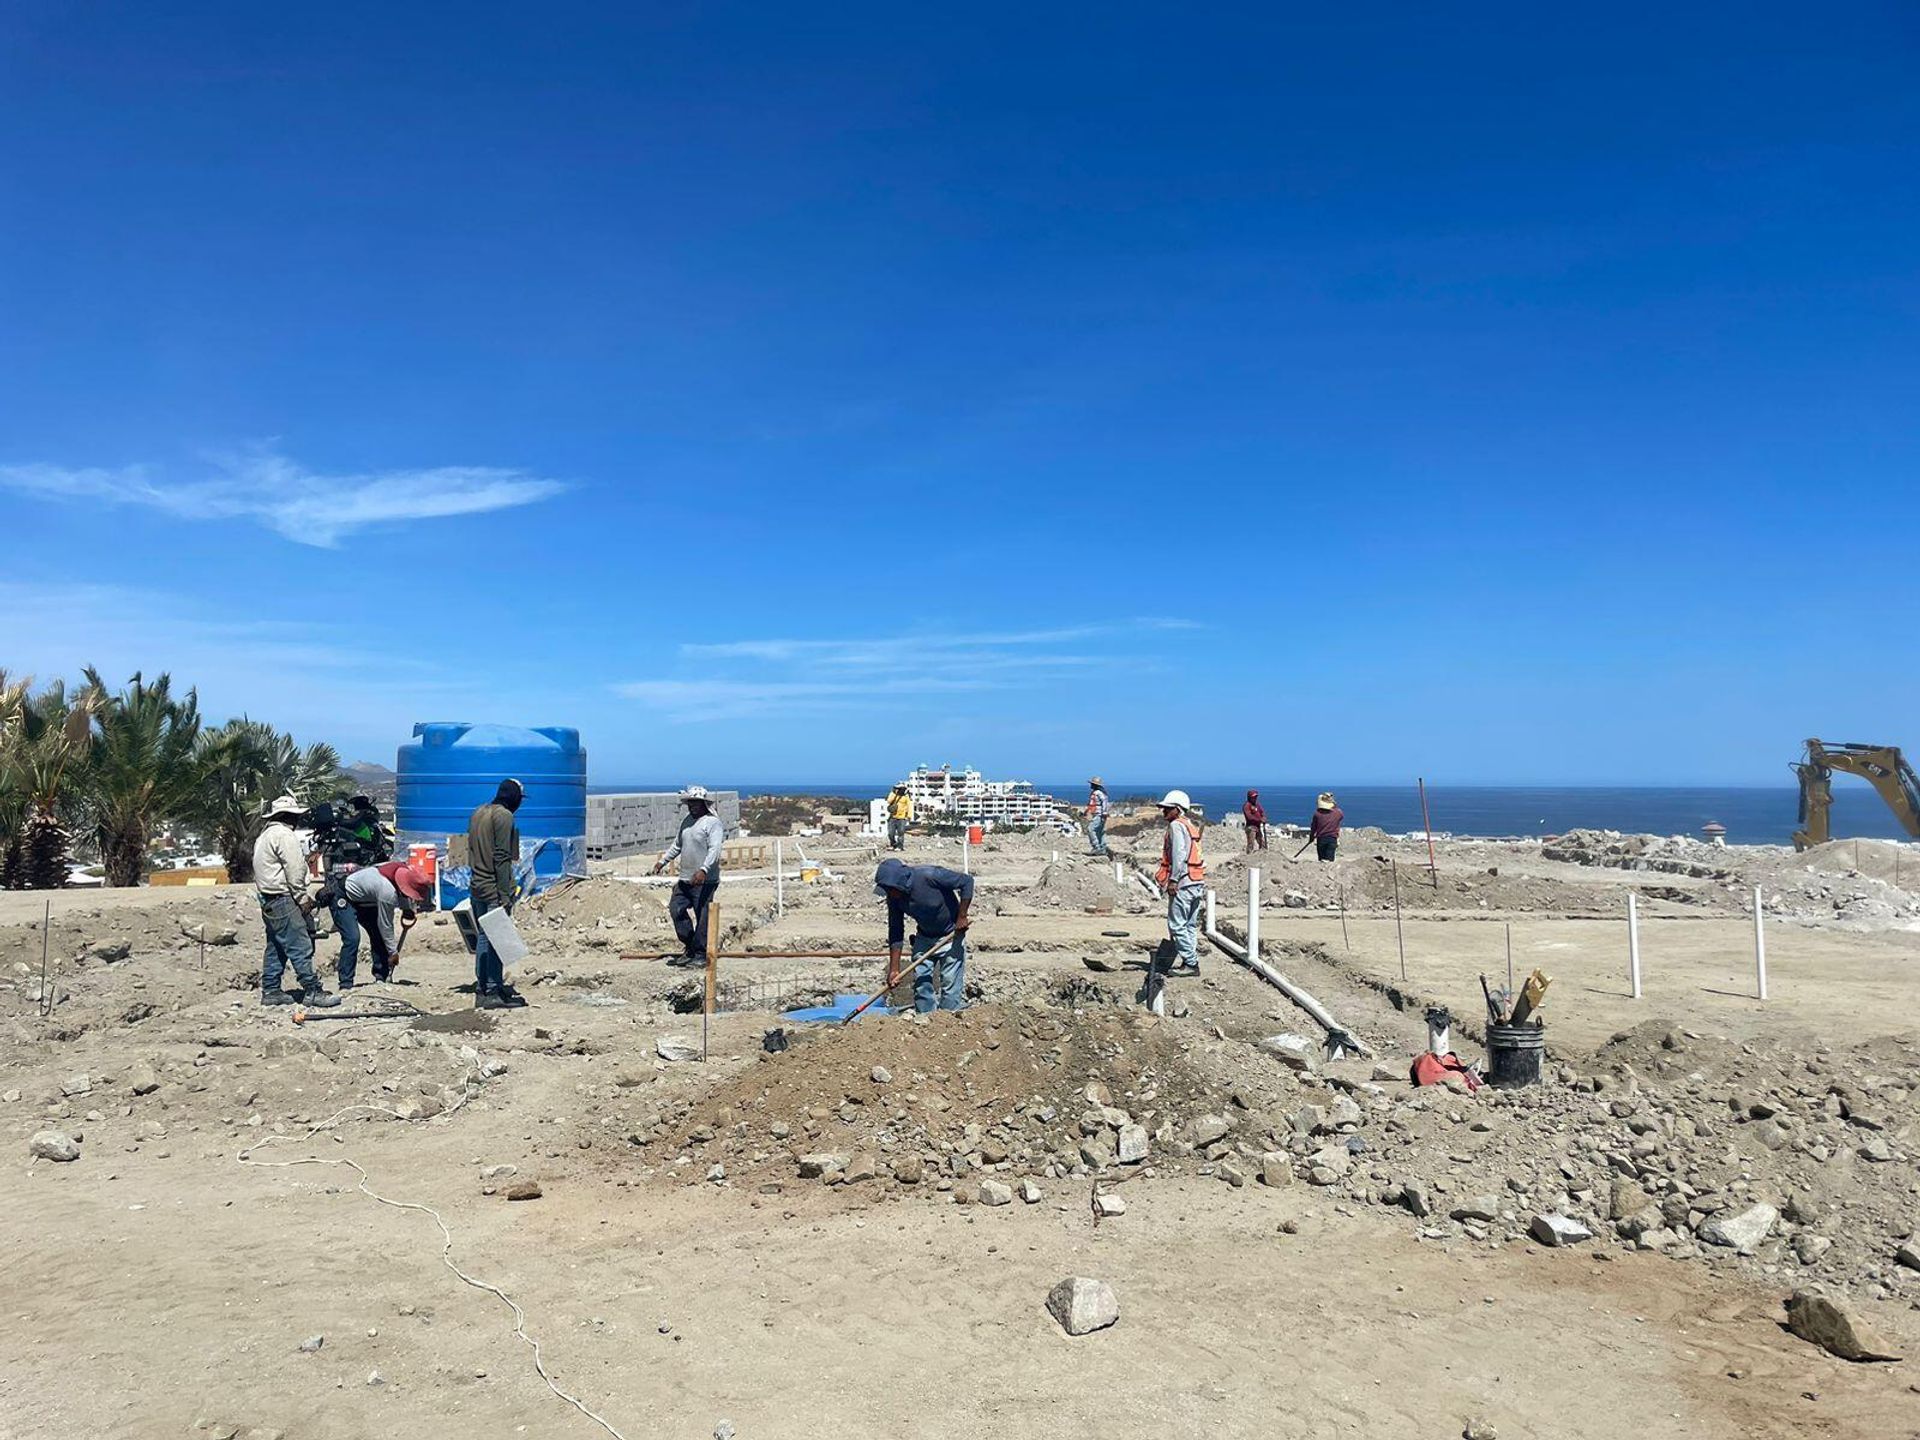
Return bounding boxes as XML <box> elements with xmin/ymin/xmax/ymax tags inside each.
<box><xmin>1791</xmin><ymin>739</ymin><xmax>1920</xmax><ymax>850</ymax></box>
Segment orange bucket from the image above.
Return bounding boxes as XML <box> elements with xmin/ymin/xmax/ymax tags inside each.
<box><xmin>408</xmin><ymin>843</ymin><xmax>439</xmax><ymax>887</ymax></box>
<box><xmin>967</xmin><ymin>824</ymin><xmax>984</xmax><ymax>845</ymax></box>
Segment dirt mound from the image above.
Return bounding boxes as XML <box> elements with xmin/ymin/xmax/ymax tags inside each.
<box><xmin>630</xmin><ymin>1000</ymin><xmax>1306</xmax><ymax>1195</ymax></box>
<box><xmin>516</xmin><ymin>876</ymin><xmax>679</xmax><ymax>947</ymax></box>
<box><xmin>1001</xmin><ymin>859</ymin><xmax>1150</xmax><ymax>914</ymax></box>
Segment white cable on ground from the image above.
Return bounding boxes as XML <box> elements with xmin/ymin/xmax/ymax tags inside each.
<box><xmin>237</xmin><ymin>1045</ymin><xmax>629</xmax><ymax>1440</ymax></box>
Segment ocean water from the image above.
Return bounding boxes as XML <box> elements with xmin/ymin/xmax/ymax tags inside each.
<box><xmin>590</xmin><ymin>782</ymin><xmax>1915</xmax><ymax>847</ymax></box>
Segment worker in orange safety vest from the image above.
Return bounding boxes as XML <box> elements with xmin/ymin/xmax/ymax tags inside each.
<box><xmin>1151</xmin><ymin>790</ymin><xmax>1207</xmax><ymax>1004</ymax></box>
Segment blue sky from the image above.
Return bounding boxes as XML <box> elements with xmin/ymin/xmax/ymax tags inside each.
<box><xmin>3</xmin><ymin>3</ymin><xmax>1916</xmax><ymax>784</ymax></box>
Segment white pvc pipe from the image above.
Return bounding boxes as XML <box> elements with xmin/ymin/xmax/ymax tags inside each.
<box><xmin>775</xmin><ymin>839</ymin><xmax>785</xmax><ymax>918</ymax></box>
<box><xmin>1754</xmin><ymin>886</ymin><xmax>1768</xmax><ymax>1000</ymax></box>
<box><xmin>1627</xmin><ymin>892</ymin><xmax>1641</xmax><ymax>999</ymax></box>
<box><xmin>962</xmin><ymin>836</ymin><xmax>969</xmax><ymax>875</ymax></box>
<box><xmin>1205</xmin><ymin>887</ymin><xmax>1216</xmax><ymax>933</ymax></box>
<box><xmin>1113</xmin><ymin>861</ymin><xmax>1123</xmax><ymax>889</ymax></box>
<box><xmin>1204</xmin><ymin>918</ymin><xmax>1369</xmax><ymax>1056</ymax></box>
<box><xmin>1247</xmin><ymin>866</ymin><xmax>1261</xmax><ymax>961</ymax></box>
<box><xmin>1052</xmin><ymin>849</ymin><xmax>1058</xmax><ymax>866</ymax></box>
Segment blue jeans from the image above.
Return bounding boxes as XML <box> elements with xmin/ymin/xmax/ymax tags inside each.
<box><xmin>1088</xmin><ymin>816</ymin><xmax>1108</xmax><ymax>855</ymax></box>
<box><xmin>260</xmin><ymin>893</ymin><xmax>322</xmax><ymax>996</ymax></box>
<box><xmin>911</xmin><ymin>932</ymin><xmax>967</xmax><ymax>1014</ymax></box>
<box><xmin>472</xmin><ymin>893</ymin><xmax>505</xmax><ymax>993</ymax></box>
<box><xmin>332</xmin><ymin>894</ymin><xmax>361</xmax><ymax>982</ymax></box>
<box><xmin>1167</xmin><ymin>886</ymin><xmax>1204</xmax><ymax>968</ymax></box>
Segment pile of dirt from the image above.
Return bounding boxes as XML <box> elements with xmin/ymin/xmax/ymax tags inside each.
<box><xmin>627</xmin><ymin>999</ymin><xmax>1312</xmax><ymax>1194</ymax></box>
<box><xmin>999</xmin><ymin>859</ymin><xmax>1150</xmax><ymax>915</ymax></box>
<box><xmin>516</xmin><ymin>876</ymin><xmax>681</xmax><ymax>948</ymax></box>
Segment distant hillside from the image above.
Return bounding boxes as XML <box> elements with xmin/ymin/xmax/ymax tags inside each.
<box><xmin>342</xmin><ymin>760</ymin><xmax>397</xmax><ymax>799</ymax></box>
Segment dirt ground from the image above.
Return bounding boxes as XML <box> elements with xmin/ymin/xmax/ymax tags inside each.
<box><xmin>5</xmin><ymin>829</ymin><xmax>1920</xmax><ymax>1439</ymax></box>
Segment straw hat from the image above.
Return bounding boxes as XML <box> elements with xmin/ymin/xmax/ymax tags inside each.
<box><xmin>1089</xmin><ymin>776</ymin><xmax>1103</xmax><ymax>787</ymax></box>
<box><xmin>1316</xmin><ymin>792</ymin><xmax>1336</xmax><ymax>811</ymax></box>
<box><xmin>261</xmin><ymin>794</ymin><xmax>304</xmax><ymax>819</ymax></box>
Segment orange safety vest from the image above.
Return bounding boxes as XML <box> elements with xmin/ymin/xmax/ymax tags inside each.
<box><xmin>1156</xmin><ymin>816</ymin><xmax>1205</xmax><ymax>886</ymax></box>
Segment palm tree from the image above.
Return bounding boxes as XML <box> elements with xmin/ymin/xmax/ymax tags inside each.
<box><xmin>190</xmin><ymin>718</ymin><xmax>348</xmax><ymax>882</ymax></box>
<box><xmin>80</xmin><ymin>668</ymin><xmax>202</xmax><ymax>887</ymax></box>
<box><xmin>0</xmin><ymin>673</ymin><xmax>97</xmax><ymax>889</ymax></box>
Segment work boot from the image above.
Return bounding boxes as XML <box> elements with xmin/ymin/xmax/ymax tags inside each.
<box><xmin>261</xmin><ymin>990</ymin><xmax>296</xmax><ymax>1007</ymax></box>
<box><xmin>493</xmin><ymin>983</ymin><xmax>528</xmax><ymax>1008</ymax></box>
<box><xmin>666</xmin><ymin>953</ymin><xmax>702</xmax><ymax>969</ymax></box>
<box><xmin>300</xmin><ymin>986</ymin><xmax>342</xmax><ymax>1009</ymax></box>
<box><xmin>475</xmin><ymin>988</ymin><xmax>507</xmax><ymax>1011</ymax></box>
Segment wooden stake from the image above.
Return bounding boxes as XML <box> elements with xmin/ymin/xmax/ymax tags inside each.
<box><xmin>1418</xmin><ymin>777</ymin><xmax>1439</xmax><ymax>889</ymax></box>
<box><xmin>1338</xmin><ymin>886</ymin><xmax>1349</xmax><ymax>950</ymax></box>
<box><xmin>703</xmin><ymin>897</ymin><xmax>721</xmax><ymax>1061</ymax></box>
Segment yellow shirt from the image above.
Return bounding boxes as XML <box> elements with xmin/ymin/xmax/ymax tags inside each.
<box><xmin>888</xmin><ymin>791</ymin><xmax>914</xmax><ymax>820</ymax></box>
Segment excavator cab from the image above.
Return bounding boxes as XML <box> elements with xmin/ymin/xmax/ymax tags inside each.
<box><xmin>1791</xmin><ymin>739</ymin><xmax>1920</xmax><ymax>850</ymax></box>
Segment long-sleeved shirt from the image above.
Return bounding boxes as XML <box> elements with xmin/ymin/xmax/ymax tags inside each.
<box><xmin>1310</xmin><ymin>807</ymin><xmax>1344</xmax><ymax>839</ymax></box>
<box><xmin>343</xmin><ymin>865</ymin><xmax>402</xmax><ymax>951</ymax></box>
<box><xmin>883</xmin><ymin>863</ymin><xmax>974</xmax><ymax>944</ymax></box>
<box><xmin>1242</xmin><ymin>800</ymin><xmax>1266</xmax><ymax>825</ymax></box>
<box><xmin>467</xmin><ymin>802</ymin><xmax>521</xmax><ymax>906</ymax></box>
<box><xmin>662</xmin><ymin>812</ymin><xmax>725</xmax><ymax>883</ymax></box>
<box><xmin>1166</xmin><ymin>820</ymin><xmax>1205</xmax><ymax>892</ymax></box>
<box><xmin>887</xmin><ymin>791</ymin><xmax>914</xmax><ymax>821</ymax></box>
<box><xmin>252</xmin><ymin>822</ymin><xmax>310</xmax><ymax>898</ymax></box>
<box><xmin>1087</xmin><ymin>789</ymin><xmax>1110</xmax><ymax>819</ymax></box>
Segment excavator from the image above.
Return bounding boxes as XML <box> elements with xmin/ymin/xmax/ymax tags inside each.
<box><xmin>1791</xmin><ymin>739</ymin><xmax>1920</xmax><ymax>850</ymax></box>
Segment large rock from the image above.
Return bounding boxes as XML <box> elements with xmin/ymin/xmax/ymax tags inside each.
<box><xmin>1450</xmin><ymin>1195</ymin><xmax>1501</xmax><ymax>1223</ymax></box>
<box><xmin>797</xmin><ymin>1152</ymin><xmax>847</xmax><ymax>1179</ymax></box>
<box><xmin>1698</xmin><ymin>1203</ymin><xmax>1777</xmax><ymax>1254</ymax></box>
<box><xmin>1608</xmin><ymin>1178</ymin><xmax>1649</xmax><ymax>1221</ymax></box>
<box><xmin>1116</xmin><ymin>1124</ymin><xmax>1149</xmax><ymax>1163</ymax></box>
<box><xmin>1785</xmin><ymin>1291</ymin><xmax>1901</xmax><ymax>1362</ymax></box>
<box><xmin>1046</xmin><ymin>1277</ymin><xmax>1119</xmax><ymax>1336</ymax></box>
<box><xmin>1259</xmin><ymin>1034</ymin><xmax>1318</xmax><ymax>1072</ymax></box>
<box><xmin>59</xmin><ymin>1074</ymin><xmax>92</xmax><ymax>1098</ymax></box>
<box><xmin>1259</xmin><ymin>1152</ymin><xmax>1294</xmax><ymax>1188</ymax></box>
<box><xmin>656</xmin><ymin>1035</ymin><xmax>701</xmax><ymax>1062</ymax></box>
<box><xmin>1187</xmin><ymin>1114</ymin><xmax>1230</xmax><ymax>1146</ymax></box>
<box><xmin>28</xmin><ymin>1130</ymin><xmax>79</xmax><ymax>1162</ymax></box>
<box><xmin>1529</xmin><ymin>1214</ymin><xmax>1593</xmax><ymax>1247</ymax></box>
<box><xmin>978</xmin><ymin>1179</ymin><xmax>1013</xmax><ymax>1206</ymax></box>
<box><xmin>891</xmin><ymin>1154</ymin><xmax>925</xmax><ymax>1185</ymax></box>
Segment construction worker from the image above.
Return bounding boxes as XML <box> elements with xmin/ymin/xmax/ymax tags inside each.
<box><xmin>1311</xmin><ymin>792</ymin><xmax>1344</xmax><ymax>861</ymax></box>
<box><xmin>654</xmin><ymin>784</ymin><xmax>724</xmax><ymax>968</ymax></box>
<box><xmin>1242</xmin><ymin>789</ymin><xmax>1267</xmax><ymax>852</ymax></box>
<box><xmin>886</xmin><ymin>783</ymin><xmax>914</xmax><ymax>850</ymax></box>
<box><xmin>468</xmin><ymin>778</ymin><xmax>527</xmax><ymax>1009</ymax></box>
<box><xmin>873</xmin><ymin>856</ymin><xmax>972</xmax><ymax>1013</ymax></box>
<box><xmin>1155</xmin><ymin>789</ymin><xmax>1206</xmax><ymax>981</ymax></box>
<box><xmin>253</xmin><ymin>795</ymin><xmax>339</xmax><ymax>1008</ymax></box>
<box><xmin>338</xmin><ymin>860</ymin><xmax>432</xmax><ymax>987</ymax></box>
<box><xmin>1085</xmin><ymin>777</ymin><xmax>1111</xmax><ymax>856</ymax></box>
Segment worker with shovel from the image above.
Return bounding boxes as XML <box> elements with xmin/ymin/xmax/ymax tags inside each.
<box><xmin>1310</xmin><ymin>792</ymin><xmax>1344</xmax><ymax>861</ymax></box>
<box><xmin>1155</xmin><ymin>788</ymin><xmax>1207</xmax><ymax>985</ymax></box>
<box><xmin>874</xmin><ymin>856</ymin><xmax>973</xmax><ymax>1013</ymax></box>
<box><xmin>338</xmin><ymin>860</ymin><xmax>432</xmax><ymax>987</ymax></box>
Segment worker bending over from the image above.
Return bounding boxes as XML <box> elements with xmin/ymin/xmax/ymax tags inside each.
<box><xmin>253</xmin><ymin>795</ymin><xmax>339</xmax><ymax>1008</ymax></box>
<box><xmin>468</xmin><ymin>778</ymin><xmax>528</xmax><ymax>1009</ymax></box>
<box><xmin>338</xmin><ymin>860</ymin><xmax>432</xmax><ymax>987</ymax></box>
<box><xmin>1156</xmin><ymin>789</ymin><xmax>1207</xmax><ymax>979</ymax></box>
<box><xmin>1311</xmin><ymin>792</ymin><xmax>1344</xmax><ymax>861</ymax></box>
<box><xmin>886</xmin><ymin>783</ymin><xmax>914</xmax><ymax>850</ymax></box>
<box><xmin>1085</xmin><ymin>777</ymin><xmax>1111</xmax><ymax>857</ymax></box>
<box><xmin>874</xmin><ymin>856</ymin><xmax>973</xmax><ymax>1013</ymax></box>
<box><xmin>655</xmin><ymin>784</ymin><xmax>724</xmax><ymax>968</ymax></box>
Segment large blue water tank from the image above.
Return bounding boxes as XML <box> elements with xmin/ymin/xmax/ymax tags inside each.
<box><xmin>395</xmin><ymin>722</ymin><xmax>587</xmax><ymax>903</ymax></box>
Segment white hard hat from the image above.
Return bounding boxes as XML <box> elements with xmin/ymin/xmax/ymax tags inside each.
<box><xmin>1159</xmin><ymin>790</ymin><xmax>1191</xmax><ymax>810</ymax></box>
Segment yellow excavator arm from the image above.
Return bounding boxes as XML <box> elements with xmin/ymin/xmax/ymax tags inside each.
<box><xmin>1792</xmin><ymin>739</ymin><xmax>1920</xmax><ymax>850</ymax></box>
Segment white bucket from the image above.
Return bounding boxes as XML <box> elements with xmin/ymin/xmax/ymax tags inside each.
<box><xmin>477</xmin><ymin>905</ymin><xmax>530</xmax><ymax>966</ymax></box>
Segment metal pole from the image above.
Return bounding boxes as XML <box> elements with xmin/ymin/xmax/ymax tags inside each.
<box><xmin>1627</xmin><ymin>893</ymin><xmax>1642</xmax><ymax>999</ymax></box>
<box><xmin>1339</xmin><ymin>886</ymin><xmax>1349</xmax><ymax>950</ymax></box>
<box><xmin>1418</xmin><ymin>777</ymin><xmax>1439</xmax><ymax>888</ymax></box>
<box><xmin>775</xmin><ymin>839</ymin><xmax>785</xmax><ymax>918</ymax></box>
<box><xmin>1392</xmin><ymin>860</ymin><xmax>1406</xmax><ymax>981</ymax></box>
<box><xmin>39</xmin><ymin>896</ymin><xmax>54</xmax><ymax>1018</ymax></box>
<box><xmin>1247</xmin><ymin>866</ymin><xmax>1261</xmax><ymax>961</ymax></box>
<box><xmin>1754</xmin><ymin>886</ymin><xmax>1768</xmax><ymax>1000</ymax></box>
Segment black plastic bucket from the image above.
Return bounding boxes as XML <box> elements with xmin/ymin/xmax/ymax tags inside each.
<box><xmin>1486</xmin><ymin>1022</ymin><xmax>1546</xmax><ymax>1089</ymax></box>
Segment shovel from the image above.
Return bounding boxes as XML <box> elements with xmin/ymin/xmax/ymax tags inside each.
<box><xmin>841</xmin><ymin>931</ymin><xmax>958</xmax><ymax>1025</ymax></box>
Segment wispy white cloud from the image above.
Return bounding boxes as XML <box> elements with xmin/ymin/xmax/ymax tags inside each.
<box><xmin>619</xmin><ymin>619</ymin><xmax>1194</xmax><ymax>721</ymax></box>
<box><xmin>0</xmin><ymin>445</ymin><xmax>567</xmax><ymax>547</ymax></box>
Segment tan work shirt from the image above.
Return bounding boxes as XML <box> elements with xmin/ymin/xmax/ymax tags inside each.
<box><xmin>252</xmin><ymin>821</ymin><xmax>310</xmax><ymax>898</ymax></box>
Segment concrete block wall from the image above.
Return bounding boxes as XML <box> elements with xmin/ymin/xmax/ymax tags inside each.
<box><xmin>586</xmin><ymin>791</ymin><xmax>742</xmax><ymax>859</ymax></box>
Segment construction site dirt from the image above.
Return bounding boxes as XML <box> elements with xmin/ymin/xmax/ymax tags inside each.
<box><xmin>4</xmin><ymin>824</ymin><xmax>1919</xmax><ymax>1439</ymax></box>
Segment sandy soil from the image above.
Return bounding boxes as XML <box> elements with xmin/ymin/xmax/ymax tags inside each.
<box><xmin>5</xmin><ymin>834</ymin><xmax>1920</xmax><ymax>1439</ymax></box>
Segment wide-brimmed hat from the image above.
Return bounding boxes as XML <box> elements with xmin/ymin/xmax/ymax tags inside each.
<box><xmin>261</xmin><ymin>794</ymin><xmax>304</xmax><ymax>819</ymax></box>
<box><xmin>1089</xmin><ymin>776</ymin><xmax>1103</xmax><ymax>787</ymax></box>
<box><xmin>679</xmin><ymin>784</ymin><xmax>711</xmax><ymax>804</ymax></box>
<box><xmin>391</xmin><ymin>864</ymin><xmax>432</xmax><ymax>902</ymax></box>
<box><xmin>1316</xmin><ymin>792</ymin><xmax>1336</xmax><ymax>811</ymax></box>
